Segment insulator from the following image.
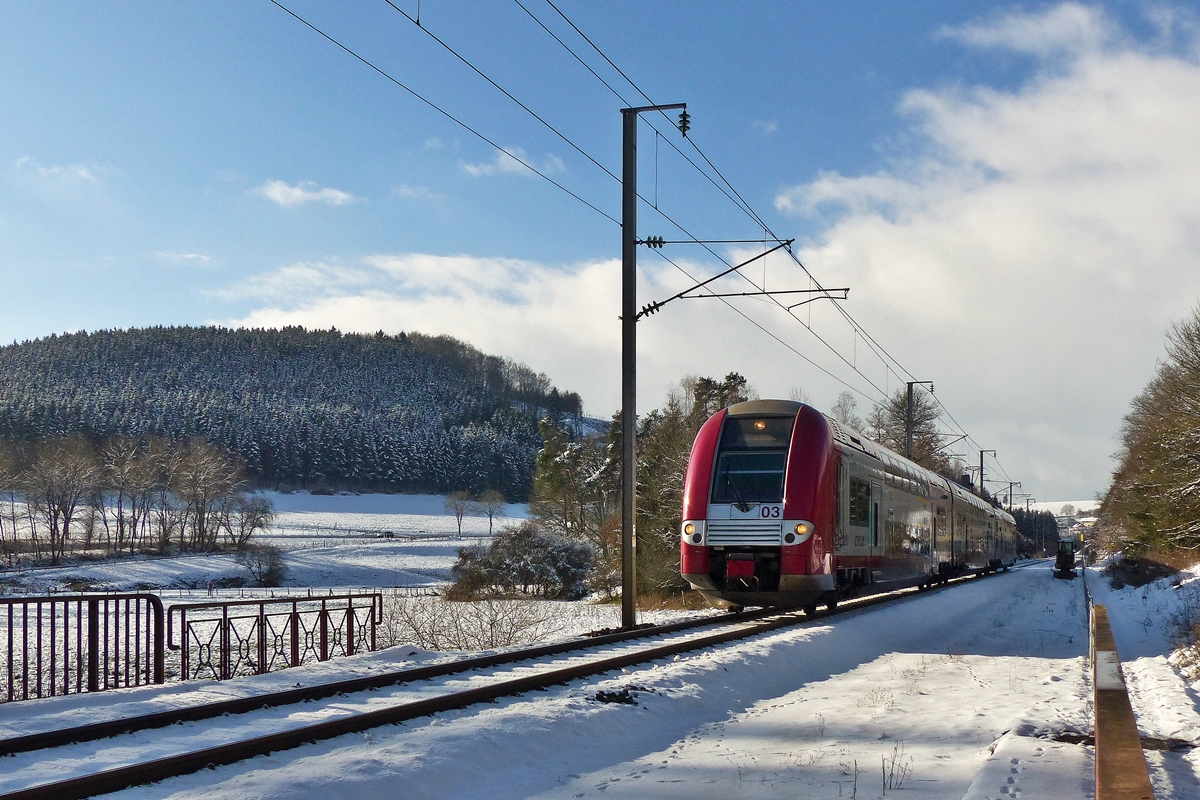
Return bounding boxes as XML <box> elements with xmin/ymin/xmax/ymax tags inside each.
<box><xmin>678</xmin><ymin>110</ymin><xmax>690</xmax><ymax>137</ymax></box>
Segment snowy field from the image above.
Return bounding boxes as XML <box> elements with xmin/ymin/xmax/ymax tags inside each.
<box><xmin>262</xmin><ymin>490</ymin><xmax>528</xmax><ymax>545</ymax></box>
<box><xmin>0</xmin><ymin>491</ymin><xmax>528</xmax><ymax>594</ymax></box>
<box><xmin>8</xmin><ymin>560</ymin><xmax>1200</xmax><ymax>799</ymax></box>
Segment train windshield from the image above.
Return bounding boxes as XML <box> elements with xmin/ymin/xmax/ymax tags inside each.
<box><xmin>710</xmin><ymin>415</ymin><xmax>795</xmax><ymax>505</ymax></box>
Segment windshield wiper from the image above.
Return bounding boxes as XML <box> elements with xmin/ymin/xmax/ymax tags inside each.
<box><xmin>726</xmin><ymin>475</ymin><xmax>752</xmax><ymax>514</ymax></box>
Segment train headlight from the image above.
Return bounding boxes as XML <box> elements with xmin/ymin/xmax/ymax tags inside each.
<box><xmin>783</xmin><ymin>521</ymin><xmax>814</xmax><ymax>546</ymax></box>
<box><xmin>683</xmin><ymin>523</ymin><xmax>695</xmax><ymax>535</ymax></box>
<box><xmin>681</xmin><ymin>520</ymin><xmax>704</xmax><ymax>545</ymax></box>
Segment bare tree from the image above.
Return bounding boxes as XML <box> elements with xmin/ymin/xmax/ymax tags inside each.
<box><xmin>102</xmin><ymin>438</ymin><xmax>142</xmax><ymax>551</ymax></box>
<box><xmin>174</xmin><ymin>439</ymin><xmax>241</xmax><ymax>552</ymax></box>
<box><xmin>830</xmin><ymin>391</ymin><xmax>864</xmax><ymax>431</ymax></box>
<box><xmin>236</xmin><ymin>542</ymin><xmax>287</xmax><ymax>586</ymax></box>
<box><xmin>146</xmin><ymin>438</ymin><xmax>186</xmax><ymax>554</ymax></box>
<box><xmin>0</xmin><ymin>442</ymin><xmax>21</xmax><ymax>565</ymax></box>
<box><xmin>445</xmin><ymin>490</ymin><xmax>471</xmax><ymax>535</ymax></box>
<box><xmin>22</xmin><ymin>438</ymin><xmax>100</xmax><ymax>564</ymax></box>
<box><xmin>471</xmin><ymin>489</ymin><xmax>507</xmax><ymax>535</ymax></box>
<box><xmin>218</xmin><ymin>493</ymin><xmax>275</xmax><ymax>549</ymax></box>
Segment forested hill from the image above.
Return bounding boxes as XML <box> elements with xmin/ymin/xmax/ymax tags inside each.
<box><xmin>0</xmin><ymin>326</ymin><xmax>582</xmax><ymax>499</ymax></box>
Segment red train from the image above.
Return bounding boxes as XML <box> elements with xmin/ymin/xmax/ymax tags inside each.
<box><xmin>680</xmin><ymin>400</ymin><xmax>1016</xmax><ymax>611</ymax></box>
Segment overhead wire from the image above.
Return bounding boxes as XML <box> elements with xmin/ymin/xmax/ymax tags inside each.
<box><xmin>267</xmin><ymin>0</ymin><xmax>619</xmax><ymax>225</ymax></box>
<box><xmin>381</xmin><ymin>0</ymin><xmax>621</xmax><ymax>185</ymax></box>
<box><xmin>523</xmin><ymin>0</ymin><xmax>895</xmax><ymax>397</ymax></box>
<box><xmin>536</xmin><ymin>0</ymin><xmax>913</xmax><ymax>390</ymax></box>
<box><xmin>377</xmin><ymin>0</ymin><xmax>885</xmax><ymax>398</ymax></box>
<box><xmin>276</xmin><ymin>0</ymin><xmax>1013</xmax><ymax>489</ymax></box>
<box><xmin>534</xmin><ymin>0</ymin><xmax>1015</xmax><ymax>478</ymax></box>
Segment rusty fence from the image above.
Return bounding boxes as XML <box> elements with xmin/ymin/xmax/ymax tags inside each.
<box><xmin>2</xmin><ymin>593</ymin><xmax>165</xmax><ymax>703</ymax></box>
<box><xmin>168</xmin><ymin>593</ymin><xmax>384</xmax><ymax>681</ymax></box>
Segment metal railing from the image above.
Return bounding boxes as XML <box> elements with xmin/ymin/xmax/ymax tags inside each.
<box><xmin>168</xmin><ymin>593</ymin><xmax>383</xmax><ymax>681</ymax></box>
<box><xmin>2</xmin><ymin>593</ymin><xmax>165</xmax><ymax>703</ymax></box>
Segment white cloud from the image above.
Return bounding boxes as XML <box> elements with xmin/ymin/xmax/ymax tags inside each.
<box><xmin>393</xmin><ymin>183</ymin><xmax>446</xmax><ymax>203</ymax></box>
<box><xmin>772</xmin><ymin>3</ymin><xmax>1200</xmax><ymax>498</ymax></box>
<box><xmin>214</xmin><ymin>261</ymin><xmax>375</xmax><ymax>302</ymax></box>
<box><xmin>938</xmin><ymin>2</ymin><xmax>1114</xmax><ymax>57</ymax></box>
<box><xmin>220</xmin><ymin>4</ymin><xmax>1200</xmax><ymax>500</ymax></box>
<box><xmin>12</xmin><ymin>156</ymin><xmax>100</xmax><ymax>185</ymax></box>
<box><xmin>752</xmin><ymin>120</ymin><xmax>779</xmax><ymax>135</ymax></box>
<box><xmin>220</xmin><ymin>251</ymin><xmax>815</xmax><ymax>425</ymax></box>
<box><xmin>155</xmin><ymin>251</ymin><xmax>213</xmax><ymax>266</ymax></box>
<box><xmin>252</xmin><ymin>180</ymin><xmax>356</xmax><ymax>207</ymax></box>
<box><xmin>461</xmin><ymin>147</ymin><xmax>563</xmax><ymax>177</ymax></box>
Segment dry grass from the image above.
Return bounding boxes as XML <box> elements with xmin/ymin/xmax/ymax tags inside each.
<box><xmin>1105</xmin><ymin>555</ymin><xmax>1182</xmax><ymax>589</ymax></box>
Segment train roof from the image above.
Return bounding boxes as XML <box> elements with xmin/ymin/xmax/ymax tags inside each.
<box><xmin>820</xmin><ymin>408</ymin><xmax>1015</xmax><ymax>524</ymax></box>
<box><xmin>711</xmin><ymin>400</ymin><xmax>1015</xmax><ymax>524</ymax></box>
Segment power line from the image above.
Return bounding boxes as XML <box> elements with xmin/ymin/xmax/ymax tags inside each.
<box><xmin>268</xmin><ymin>0</ymin><xmax>620</xmax><ymax>225</ymax></box>
<box><xmin>534</xmin><ymin>0</ymin><xmax>909</xmax><ymax>383</ymax></box>
<box><xmin>382</xmin><ymin>0</ymin><xmax>622</xmax><ymax>185</ymax></box>
<box><xmin>648</xmin><ymin>249</ymin><xmax>879</xmax><ymax>401</ymax></box>
<box><xmin>526</xmin><ymin>1</ymin><xmax>893</xmax><ymax>392</ymax></box>
<box><xmin>532</xmin><ymin>1</ymin><xmax>1016</xmax><ymax>486</ymax></box>
<box><xmin>379</xmin><ymin>0</ymin><xmax>825</xmax><ymax>377</ymax></box>
<box><xmin>523</xmin><ymin>0</ymin><xmax>767</xmax><ymax>223</ymax></box>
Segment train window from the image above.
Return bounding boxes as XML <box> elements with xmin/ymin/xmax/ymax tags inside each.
<box><xmin>710</xmin><ymin>415</ymin><xmax>795</xmax><ymax>505</ymax></box>
<box><xmin>849</xmin><ymin>476</ymin><xmax>870</xmax><ymax>527</ymax></box>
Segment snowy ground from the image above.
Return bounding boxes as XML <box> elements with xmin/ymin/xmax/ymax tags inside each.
<box><xmin>0</xmin><ymin>492</ymin><xmax>527</xmax><ymax>594</ymax></box>
<box><xmin>6</xmin><ymin>544</ymin><xmax>1200</xmax><ymax>798</ymax></box>
<box><xmin>0</xmin><ymin>560</ymin><xmax>1138</xmax><ymax>800</ymax></box>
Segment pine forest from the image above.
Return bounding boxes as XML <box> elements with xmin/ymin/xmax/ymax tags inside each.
<box><xmin>0</xmin><ymin>326</ymin><xmax>583</xmax><ymax>500</ymax></box>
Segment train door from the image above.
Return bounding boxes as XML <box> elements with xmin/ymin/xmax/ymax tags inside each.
<box><xmin>949</xmin><ymin>496</ymin><xmax>959</xmax><ymax>568</ymax></box>
<box><xmin>871</xmin><ymin>481</ymin><xmax>883</xmax><ymax>559</ymax></box>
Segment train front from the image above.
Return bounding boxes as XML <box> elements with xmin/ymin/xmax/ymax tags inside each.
<box><xmin>680</xmin><ymin>399</ymin><xmax>837</xmax><ymax>609</ymax></box>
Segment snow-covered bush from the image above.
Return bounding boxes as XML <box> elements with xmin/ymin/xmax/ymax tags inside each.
<box><xmin>448</xmin><ymin>521</ymin><xmax>593</xmax><ymax>600</ymax></box>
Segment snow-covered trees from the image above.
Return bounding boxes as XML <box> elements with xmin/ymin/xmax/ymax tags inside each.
<box><xmin>526</xmin><ymin>373</ymin><xmax>752</xmax><ymax>599</ymax></box>
<box><xmin>0</xmin><ymin>437</ymin><xmax>271</xmax><ymax>564</ymax></box>
<box><xmin>1102</xmin><ymin>305</ymin><xmax>1200</xmax><ymax>555</ymax></box>
<box><xmin>0</xmin><ymin>326</ymin><xmax>577</xmax><ymax>499</ymax></box>
<box><xmin>449</xmin><ymin>521</ymin><xmax>593</xmax><ymax>600</ymax></box>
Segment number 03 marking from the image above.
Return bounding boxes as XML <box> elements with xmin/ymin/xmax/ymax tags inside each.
<box><xmin>760</xmin><ymin>505</ymin><xmax>781</xmax><ymax>518</ymax></box>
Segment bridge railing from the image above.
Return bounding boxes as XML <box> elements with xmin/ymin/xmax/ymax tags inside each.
<box><xmin>167</xmin><ymin>592</ymin><xmax>384</xmax><ymax>681</ymax></box>
<box><xmin>1</xmin><ymin>593</ymin><xmax>165</xmax><ymax>703</ymax></box>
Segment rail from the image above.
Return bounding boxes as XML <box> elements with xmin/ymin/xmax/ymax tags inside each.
<box><xmin>1</xmin><ymin>593</ymin><xmax>164</xmax><ymax>704</ymax></box>
<box><xmin>167</xmin><ymin>592</ymin><xmax>383</xmax><ymax>681</ymax></box>
<box><xmin>0</xmin><ymin>567</ymin><xmax>1014</xmax><ymax>800</ymax></box>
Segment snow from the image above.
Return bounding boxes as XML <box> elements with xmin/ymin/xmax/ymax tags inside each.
<box><xmin>0</xmin><ymin>561</ymin><xmax>1115</xmax><ymax>799</ymax></box>
<box><xmin>1027</xmin><ymin>500</ymin><xmax>1098</xmax><ymax>516</ymax></box>
<box><xmin>1</xmin><ymin>491</ymin><xmax>530</xmax><ymax>594</ymax></box>
<box><xmin>7</xmin><ymin>550</ymin><xmax>1200</xmax><ymax>798</ymax></box>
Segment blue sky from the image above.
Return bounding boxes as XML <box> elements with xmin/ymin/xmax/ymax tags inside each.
<box><xmin>4</xmin><ymin>1</ymin><xmax>1200</xmax><ymax>501</ymax></box>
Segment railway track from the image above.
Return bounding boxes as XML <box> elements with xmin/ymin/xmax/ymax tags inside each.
<box><xmin>0</xmin><ymin>567</ymin><xmax>1014</xmax><ymax>800</ymax></box>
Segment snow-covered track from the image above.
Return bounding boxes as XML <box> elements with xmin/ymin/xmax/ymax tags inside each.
<box><xmin>0</xmin><ymin>607</ymin><xmax>766</xmax><ymax>758</ymax></box>
<box><xmin>0</xmin><ymin>569</ymin><xmax>1009</xmax><ymax>800</ymax></box>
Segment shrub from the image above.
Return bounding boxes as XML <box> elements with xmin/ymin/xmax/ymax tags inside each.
<box><xmin>236</xmin><ymin>543</ymin><xmax>288</xmax><ymax>587</ymax></box>
<box><xmin>450</xmin><ymin>521</ymin><xmax>593</xmax><ymax>600</ymax></box>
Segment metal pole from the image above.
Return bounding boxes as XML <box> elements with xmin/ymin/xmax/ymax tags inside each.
<box><xmin>617</xmin><ymin>101</ymin><xmax>684</xmax><ymax>630</ymax></box>
<box><xmin>978</xmin><ymin>449</ymin><xmax>995</xmax><ymax>500</ymax></box>
<box><xmin>621</xmin><ymin>107</ymin><xmax>638</xmax><ymax>630</ymax></box>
